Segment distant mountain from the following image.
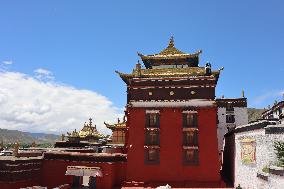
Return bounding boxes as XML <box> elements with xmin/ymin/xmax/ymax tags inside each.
<box><xmin>248</xmin><ymin>108</ymin><xmax>265</xmax><ymax>123</ymax></box>
<box><xmin>0</xmin><ymin>128</ymin><xmax>60</xmax><ymax>145</ymax></box>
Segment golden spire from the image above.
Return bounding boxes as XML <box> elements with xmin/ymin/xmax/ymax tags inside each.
<box><xmin>242</xmin><ymin>90</ymin><xmax>245</xmax><ymax>98</ymax></box>
<box><xmin>89</xmin><ymin>118</ymin><xmax>92</xmax><ymax>127</ymax></box>
<box><xmin>168</xmin><ymin>36</ymin><xmax>175</xmax><ymax>48</ymax></box>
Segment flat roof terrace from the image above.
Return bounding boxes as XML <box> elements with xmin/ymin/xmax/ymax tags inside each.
<box><xmin>44</xmin><ymin>151</ymin><xmax>127</xmax><ymax>162</ymax></box>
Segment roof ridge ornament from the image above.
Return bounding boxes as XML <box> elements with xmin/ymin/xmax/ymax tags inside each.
<box><xmin>168</xmin><ymin>36</ymin><xmax>175</xmax><ymax>48</ymax></box>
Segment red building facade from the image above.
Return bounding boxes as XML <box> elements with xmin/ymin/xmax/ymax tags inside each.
<box><xmin>117</xmin><ymin>37</ymin><xmax>224</xmax><ymax>187</ymax></box>
<box><xmin>0</xmin><ymin>37</ymin><xmax>228</xmax><ymax>189</ymax></box>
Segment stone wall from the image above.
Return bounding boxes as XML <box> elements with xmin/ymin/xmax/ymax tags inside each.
<box><xmin>234</xmin><ymin>127</ymin><xmax>284</xmax><ymax>189</ymax></box>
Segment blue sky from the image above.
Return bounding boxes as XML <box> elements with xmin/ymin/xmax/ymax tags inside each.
<box><xmin>0</xmin><ymin>1</ymin><xmax>284</xmax><ymax>133</ymax></box>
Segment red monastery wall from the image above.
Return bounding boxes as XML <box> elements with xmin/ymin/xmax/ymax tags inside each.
<box><xmin>41</xmin><ymin>160</ymin><xmax>126</xmax><ymax>189</ymax></box>
<box><xmin>126</xmin><ymin>107</ymin><xmax>221</xmax><ymax>186</ymax></box>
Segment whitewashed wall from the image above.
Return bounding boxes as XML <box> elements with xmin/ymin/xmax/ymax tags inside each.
<box><xmin>235</xmin><ymin>107</ymin><xmax>248</xmax><ymax>126</ymax></box>
<box><xmin>217</xmin><ymin>107</ymin><xmax>227</xmax><ymax>152</ymax></box>
<box><xmin>234</xmin><ymin>129</ymin><xmax>284</xmax><ymax>189</ymax></box>
<box><xmin>217</xmin><ymin>107</ymin><xmax>248</xmax><ymax>153</ymax></box>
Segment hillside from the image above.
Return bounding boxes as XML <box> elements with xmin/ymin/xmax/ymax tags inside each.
<box><xmin>248</xmin><ymin>108</ymin><xmax>265</xmax><ymax>123</ymax></box>
<box><xmin>0</xmin><ymin>128</ymin><xmax>59</xmax><ymax>145</ymax></box>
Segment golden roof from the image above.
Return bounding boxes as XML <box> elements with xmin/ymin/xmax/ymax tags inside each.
<box><xmin>138</xmin><ymin>36</ymin><xmax>202</xmax><ymax>60</ymax></box>
<box><xmin>116</xmin><ymin>67</ymin><xmax>220</xmax><ymax>84</ymax></box>
<box><xmin>67</xmin><ymin>118</ymin><xmax>105</xmax><ymax>139</ymax></box>
<box><xmin>104</xmin><ymin>116</ymin><xmax>127</xmax><ymax>131</ymax></box>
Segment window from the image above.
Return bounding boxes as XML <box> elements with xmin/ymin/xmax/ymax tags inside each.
<box><xmin>145</xmin><ymin>148</ymin><xmax>159</xmax><ymax>164</ymax></box>
<box><xmin>183</xmin><ymin>130</ymin><xmax>198</xmax><ymax>146</ymax></box>
<box><xmin>183</xmin><ymin>149</ymin><xmax>199</xmax><ymax>165</ymax></box>
<box><xmin>145</xmin><ymin>111</ymin><xmax>160</xmax><ymax>164</ymax></box>
<box><xmin>226</xmin><ymin>102</ymin><xmax>234</xmax><ymax>111</ymax></box>
<box><xmin>145</xmin><ymin>130</ymin><xmax>159</xmax><ymax>145</ymax></box>
<box><xmin>183</xmin><ymin>113</ymin><xmax>198</xmax><ymax>128</ymax></box>
<box><xmin>226</xmin><ymin>114</ymin><xmax>235</xmax><ymax>123</ymax></box>
<box><xmin>146</xmin><ymin>113</ymin><xmax>159</xmax><ymax>128</ymax></box>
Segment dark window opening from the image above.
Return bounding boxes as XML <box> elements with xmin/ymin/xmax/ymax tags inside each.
<box><xmin>145</xmin><ymin>130</ymin><xmax>159</xmax><ymax>145</ymax></box>
<box><xmin>183</xmin><ymin>130</ymin><xmax>198</xmax><ymax>146</ymax></box>
<box><xmin>183</xmin><ymin>149</ymin><xmax>199</xmax><ymax>165</ymax></box>
<box><xmin>183</xmin><ymin>113</ymin><xmax>198</xmax><ymax>128</ymax></box>
<box><xmin>226</xmin><ymin>103</ymin><xmax>234</xmax><ymax>111</ymax></box>
<box><xmin>226</xmin><ymin>114</ymin><xmax>235</xmax><ymax>123</ymax></box>
<box><xmin>145</xmin><ymin>149</ymin><xmax>160</xmax><ymax>164</ymax></box>
<box><xmin>146</xmin><ymin>113</ymin><xmax>159</xmax><ymax>128</ymax></box>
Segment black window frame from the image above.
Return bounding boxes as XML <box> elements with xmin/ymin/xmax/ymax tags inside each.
<box><xmin>226</xmin><ymin>114</ymin><xmax>235</xmax><ymax>123</ymax></box>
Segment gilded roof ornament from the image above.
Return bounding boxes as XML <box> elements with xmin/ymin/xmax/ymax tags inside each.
<box><xmin>104</xmin><ymin>116</ymin><xmax>127</xmax><ymax>131</ymax></box>
<box><xmin>137</xmin><ymin>37</ymin><xmax>202</xmax><ymax>69</ymax></box>
<box><xmin>168</xmin><ymin>36</ymin><xmax>175</xmax><ymax>48</ymax></box>
<box><xmin>66</xmin><ymin>118</ymin><xmax>105</xmax><ymax>139</ymax></box>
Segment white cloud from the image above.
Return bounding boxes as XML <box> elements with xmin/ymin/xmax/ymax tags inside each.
<box><xmin>34</xmin><ymin>68</ymin><xmax>54</xmax><ymax>81</ymax></box>
<box><xmin>252</xmin><ymin>90</ymin><xmax>284</xmax><ymax>108</ymax></box>
<box><xmin>2</xmin><ymin>60</ymin><xmax>13</xmax><ymax>65</ymax></box>
<box><xmin>34</xmin><ymin>68</ymin><xmax>51</xmax><ymax>75</ymax></box>
<box><xmin>0</xmin><ymin>70</ymin><xmax>123</xmax><ymax>135</ymax></box>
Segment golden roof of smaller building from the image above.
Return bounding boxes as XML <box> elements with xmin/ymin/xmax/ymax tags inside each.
<box><xmin>67</xmin><ymin>118</ymin><xmax>105</xmax><ymax>139</ymax></box>
<box><xmin>104</xmin><ymin>116</ymin><xmax>127</xmax><ymax>131</ymax></box>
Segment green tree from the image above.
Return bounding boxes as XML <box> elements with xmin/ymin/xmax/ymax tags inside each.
<box><xmin>274</xmin><ymin>141</ymin><xmax>284</xmax><ymax>167</ymax></box>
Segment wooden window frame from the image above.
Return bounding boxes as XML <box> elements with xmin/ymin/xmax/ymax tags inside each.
<box><xmin>183</xmin><ymin>130</ymin><xmax>198</xmax><ymax>146</ymax></box>
<box><xmin>183</xmin><ymin>112</ymin><xmax>198</xmax><ymax>128</ymax></box>
<box><xmin>183</xmin><ymin>149</ymin><xmax>199</xmax><ymax>165</ymax></box>
<box><xmin>146</xmin><ymin>113</ymin><xmax>160</xmax><ymax>128</ymax></box>
<box><xmin>226</xmin><ymin>114</ymin><xmax>235</xmax><ymax>123</ymax></box>
<box><xmin>145</xmin><ymin>130</ymin><xmax>160</xmax><ymax>145</ymax></box>
<box><xmin>144</xmin><ymin>148</ymin><xmax>160</xmax><ymax>165</ymax></box>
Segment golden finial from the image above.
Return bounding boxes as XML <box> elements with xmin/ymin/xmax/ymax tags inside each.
<box><xmin>118</xmin><ymin>118</ymin><xmax>120</xmax><ymax>123</ymax></box>
<box><xmin>89</xmin><ymin>118</ymin><xmax>92</xmax><ymax>127</ymax></box>
<box><xmin>136</xmin><ymin>60</ymin><xmax>141</xmax><ymax>76</ymax></box>
<box><xmin>168</xmin><ymin>36</ymin><xmax>175</xmax><ymax>48</ymax></box>
<box><xmin>242</xmin><ymin>90</ymin><xmax>245</xmax><ymax>98</ymax></box>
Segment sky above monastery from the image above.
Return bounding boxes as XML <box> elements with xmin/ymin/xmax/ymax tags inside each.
<box><xmin>0</xmin><ymin>0</ymin><xmax>284</xmax><ymax>134</ymax></box>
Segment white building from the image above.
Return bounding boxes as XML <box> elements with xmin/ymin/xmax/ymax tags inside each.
<box><xmin>216</xmin><ymin>98</ymin><xmax>248</xmax><ymax>160</ymax></box>
<box><xmin>262</xmin><ymin>100</ymin><xmax>284</xmax><ymax>120</ymax></box>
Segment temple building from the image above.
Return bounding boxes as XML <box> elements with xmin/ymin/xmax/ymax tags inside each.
<box><xmin>104</xmin><ymin>116</ymin><xmax>127</xmax><ymax>144</ymax></box>
<box><xmin>116</xmin><ymin>37</ymin><xmax>225</xmax><ymax>187</ymax></box>
<box><xmin>55</xmin><ymin>118</ymin><xmax>106</xmax><ymax>148</ymax></box>
<box><xmin>0</xmin><ymin>37</ymin><xmax>250</xmax><ymax>189</ymax></box>
<box><xmin>262</xmin><ymin>98</ymin><xmax>284</xmax><ymax>120</ymax></box>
